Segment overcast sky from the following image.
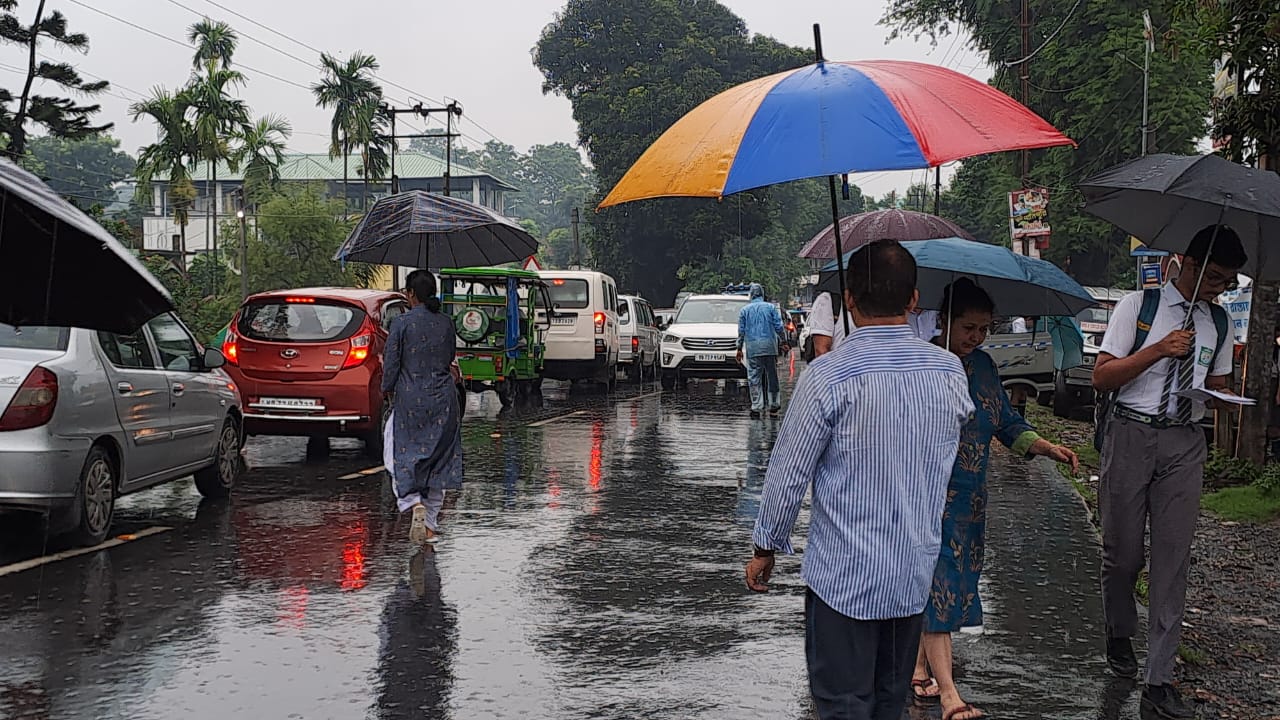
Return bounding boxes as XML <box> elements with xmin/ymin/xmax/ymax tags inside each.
<box><xmin>20</xmin><ymin>0</ymin><xmax>987</xmax><ymax>197</ymax></box>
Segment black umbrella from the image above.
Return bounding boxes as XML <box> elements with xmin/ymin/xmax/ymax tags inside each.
<box><xmin>0</xmin><ymin>158</ymin><xmax>173</xmax><ymax>333</ymax></box>
<box><xmin>334</xmin><ymin>190</ymin><xmax>538</xmax><ymax>270</ymax></box>
<box><xmin>1081</xmin><ymin>153</ymin><xmax>1280</xmax><ymax>280</ymax></box>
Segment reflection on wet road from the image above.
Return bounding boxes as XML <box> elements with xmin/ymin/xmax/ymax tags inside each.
<box><xmin>1</xmin><ymin>373</ymin><xmax>1142</xmax><ymax>719</ymax></box>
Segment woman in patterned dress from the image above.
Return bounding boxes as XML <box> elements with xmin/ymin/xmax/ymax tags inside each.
<box><xmin>382</xmin><ymin>270</ymin><xmax>464</xmax><ymax>545</ymax></box>
<box><xmin>910</xmin><ymin>278</ymin><xmax>1078</xmax><ymax>720</ymax></box>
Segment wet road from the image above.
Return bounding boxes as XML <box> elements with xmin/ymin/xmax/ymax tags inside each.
<box><xmin>1</xmin><ymin>369</ymin><xmax>1146</xmax><ymax>719</ymax></box>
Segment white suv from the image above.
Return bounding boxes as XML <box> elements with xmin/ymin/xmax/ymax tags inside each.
<box><xmin>660</xmin><ymin>294</ymin><xmax>750</xmax><ymax>390</ymax></box>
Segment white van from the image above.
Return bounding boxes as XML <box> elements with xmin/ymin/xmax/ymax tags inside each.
<box><xmin>537</xmin><ymin>270</ymin><xmax>621</xmax><ymax>387</ymax></box>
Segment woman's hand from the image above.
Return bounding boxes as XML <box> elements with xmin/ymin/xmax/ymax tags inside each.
<box><xmin>1042</xmin><ymin>443</ymin><xmax>1079</xmax><ymax>474</ymax></box>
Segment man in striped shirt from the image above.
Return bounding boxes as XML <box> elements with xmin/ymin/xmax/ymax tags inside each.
<box><xmin>746</xmin><ymin>241</ymin><xmax>973</xmax><ymax>720</ymax></box>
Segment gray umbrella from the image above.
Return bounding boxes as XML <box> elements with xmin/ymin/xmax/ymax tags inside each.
<box><xmin>334</xmin><ymin>190</ymin><xmax>538</xmax><ymax>270</ymax></box>
<box><xmin>0</xmin><ymin>158</ymin><xmax>173</xmax><ymax>333</ymax></box>
<box><xmin>1080</xmin><ymin>153</ymin><xmax>1280</xmax><ymax>280</ymax></box>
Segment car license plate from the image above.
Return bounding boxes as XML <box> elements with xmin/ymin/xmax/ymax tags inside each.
<box><xmin>257</xmin><ymin>397</ymin><xmax>320</xmax><ymax>409</ymax></box>
<box><xmin>551</xmin><ymin>317</ymin><xmax>575</xmax><ymax>326</ymax></box>
<box><xmin>695</xmin><ymin>353</ymin><xmax>725</xmax><ymax>363</ymax></box>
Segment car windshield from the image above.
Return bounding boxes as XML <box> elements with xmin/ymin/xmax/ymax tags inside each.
<box><xmin>675</xmin><ymin>298</ymin><xmax>749</xmax><ymax>324</ymax></box>
<box><xmin>545</xmin><ymin>279</ymin><xmax>589</xmax><ymax>309</ymax></box>
<box><xmin>238</xmin><ymin>301</ymin><xmax>365</xmax><ymax>342</ymax></box>
<box><xmin>0</xmin><ymin>323</ymin><xmax>70</xmax><ymax>350</ymax></box>
<box><xmin>1077</xmin><ymin>307</ymin><xmax>1114</xmax><ymax>324</ymax></box>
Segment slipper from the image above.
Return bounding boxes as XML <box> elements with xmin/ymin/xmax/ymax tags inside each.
<box><xmin>943</xmin><ymin>703</ymin><xmax>986</xmax><ymax>720</ymax></box>
<box><xmin>911</xmin><ymin>678</ymin><xmax>941</xmax><ymax>705</ymax></box>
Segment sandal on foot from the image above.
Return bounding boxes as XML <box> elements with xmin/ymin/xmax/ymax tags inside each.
<box><xmin>943</xmin><ymin>704</ymin><xmax>986</xmax><ymax>720</ymax></box>
<box><xmin>911</xmin><ymin>678</ymin><xmax>941</xmax><ymax>705</ymax></box>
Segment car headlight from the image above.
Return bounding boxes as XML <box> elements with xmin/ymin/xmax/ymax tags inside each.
<box><xmin>663</xmin><ymin>334</ymin><xmax>680</xmax><ymax>344</ymax></box>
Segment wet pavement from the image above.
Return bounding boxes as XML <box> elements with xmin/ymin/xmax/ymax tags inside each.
<box><xmin>1</xmin><ymin>367</ymin><xmax>1152</xmax><ymax>719</ymax></box>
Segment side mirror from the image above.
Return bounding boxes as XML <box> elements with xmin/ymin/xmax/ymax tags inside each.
<box><xmin>202</xmin><ymin>347</ymin><xmax>227</xmax><ymax>370</ymax></box>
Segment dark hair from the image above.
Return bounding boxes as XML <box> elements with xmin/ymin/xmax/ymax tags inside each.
<box><xmin>405</xmin><ymin>269</ymin><xmax>441</xmax><ymax>313</ymax></box>
<box><xmin>843</xmin><ymin>241</ymin><xmax>917</xmax><ymax>318</ymax></box>
<box><xmin>939</xmin><ymin>277</ymin><xmax>995</xmax><ymax>321</ymax></box>
<box><xmin>1185</xmin><ymin>224</ymin><xmax>1247</xmax><ymax>270</ymax></box>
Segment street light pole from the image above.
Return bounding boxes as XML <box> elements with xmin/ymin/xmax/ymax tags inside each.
<box><xmin>237</xmin><ymin>209</ymin><xmax>248</xmax><ymax>300</ymax></box>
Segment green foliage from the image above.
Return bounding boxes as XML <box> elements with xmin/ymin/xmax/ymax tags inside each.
<box><xmin>141</xmin><ymin>254</ymin><xmax>239</xmax><ymax>344</ymax></box>
<box><xmin>1254</xmin><ymin>462</ymin><xmax>1280</xmax><ymax>497</ymax></box>
<box><xmin>0</xmin><ymin>0</ymin><xmax>112</xmax><ymax>158</ymax></box>
<box><xmin>248</xmin><ymin>184</ymin><xmax>374</xmax><ymax>292</ymax></box>
<box><xmin>86</xmin><ymin>203</ymin><xmax>136</xmax><ymax>248</ymax></box>
<box><xmin>535</xmin><ymin>0</ymin><xmax>813</xmax><ymax>303</ymax></box>
<box><xmin>312</xmin><ymin>51</ymin><xmax>384</xmax><ymax>209</ymax></box>
<box><xmin>882</xmin><ymin>0</ymin><xmax>1212</xmax><ymax>286</ymax></box>
<box><xmin>23</xmin><ymin>134</ymin><xmax>134</xmax><ymax>208</ymax></box>
<box><xmin>1206</xmin><ymin>446</ymin><xmax>1262</xmax><ymax>486</ymax></box>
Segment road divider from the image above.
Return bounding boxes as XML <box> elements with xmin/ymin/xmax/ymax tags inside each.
<box><xmin>338</xmin><ymin>465</ymin><xmax>386</xmax><ymax>481</ymax></box>
<box><xmin>0</xmin><ymin>526</ymin><xmax>172</xmax><ymax>577</ymax></box>
<box><xmin>529</xmin><ymin>410</ymin><xmax>587</xmax><ymax>428</ymax></box>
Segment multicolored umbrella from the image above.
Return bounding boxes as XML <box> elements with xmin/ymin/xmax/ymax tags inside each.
<box><xmin>598</xmin><ymin>59</ymin><xmax>1074</xmax><ymax>208</ymax></box>
<box><xmin>797</xmin><ymin>208</ymin><xmax>974</xmax><ymax>260</ymax></box>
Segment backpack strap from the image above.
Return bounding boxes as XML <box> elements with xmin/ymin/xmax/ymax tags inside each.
<box><xmin>1209</xmin><ymin>302</ymin><xmax>1231</xmax><ymax>370</ymax></box>
<box><xmin>1130</xmin><ymin>288</ymin><xmax>1162</xmax><ymax>355</ymax></box>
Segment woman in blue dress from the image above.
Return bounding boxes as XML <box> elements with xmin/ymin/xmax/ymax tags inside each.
<box><xmin>911</xmin><ymin>279</ymin><xmax>1078</xmax><ymax>720</ymax></box>
<box><xmin>382</xmin><ymin>270</ymin><xmax>464</xmax><ymax>545</ymax></box>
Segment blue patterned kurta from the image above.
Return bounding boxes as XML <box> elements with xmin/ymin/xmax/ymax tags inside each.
<box><xmin>381</xmin><ymin>305</ymin><xmax>463</xmax><ymax>498</ymax></box>
<box><xmin>924</xmin><ymin>349</ymin><xmax>1035</xmax><ymax>632</ymax></box>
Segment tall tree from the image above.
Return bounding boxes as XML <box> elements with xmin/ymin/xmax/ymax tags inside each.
<box><xmin>235</xmin><ymin>114</ymin><xmax>291</xmax><ymax>207</ymax></box>
<box><xmin>1171</xmin><ymin>0</ymin><xmax>1280</xmax><ymax>462</ymax></box>
<box><xmin>535</xmin><ymin>0</ymin><xmax>809</xmax><ymax>303</ymax></box>
<box><xmin>882</xmin><ymin>0</ymin><xmax>1211</xmax><ymax>284</ymax></box>
<box><xmin>131</xmin><ymin>88</ymin><xmax>197</xmax><ymax>267</ymax></box>
<box><xmin>0</xmin><ymin>0</ymin><xmax>111</xmax><ymax>159</ymax></box>
<box><xmin>353</xmin><ymin>101</ymin><xmax>390</xmax><ymax>210</ymax></box>
<box><xmin>186</xmin><ymin>20</ymin><xmax>249</xmax><ymax>267</ymax></box>
<box><xmin>25</xmin><ymin>133</ymin><xmax>134</xmax><ymax>208</ymax></box>
<box><xmin>312</xmin><ymin>52</ymin><xmax>382</xmax><ymax>214</ymax></box>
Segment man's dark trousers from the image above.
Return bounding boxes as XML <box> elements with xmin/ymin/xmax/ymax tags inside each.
<box><xmin>806</xmin><ymin>589</ymin><xmax>923</xmax><ymax>720</ymax></box>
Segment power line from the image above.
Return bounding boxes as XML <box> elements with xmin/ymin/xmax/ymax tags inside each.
<box><xmin>1004</xmin><ymin>0</ymin><xmax>1085</xmax><ymax>67</ymax></box>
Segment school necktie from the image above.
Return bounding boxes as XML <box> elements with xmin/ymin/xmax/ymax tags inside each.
<box><xmin>1159</xmin><ymin>301</ymin><xmax>1197</xmax><ymax>425</ymax></box>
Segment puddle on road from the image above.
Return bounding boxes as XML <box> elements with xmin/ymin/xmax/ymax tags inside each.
<box><xmin>0</xmin><ymin>374</ymin><xmax>1141</xmax><ymax>720</ymax></box>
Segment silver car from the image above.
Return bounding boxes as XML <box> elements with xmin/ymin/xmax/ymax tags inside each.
<box><xmin>0</xmin><ymin>313</ymin><xmax>242</xmax><ymax>546</ymax></box>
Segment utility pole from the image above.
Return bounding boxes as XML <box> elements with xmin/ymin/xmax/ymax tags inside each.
<box><xmin>1141</xmin><ymin>10</ymin><xmax>1153</xmax><ymax>156</ymax></box>
<box><xmin>237</xmin><ymin>208</ymin><xmax>248</xmax><ymax>300</ymax></box>
<box><xmin>419</xmin><ymin>101</ymin><xmax>463</xmax><ymax>197</ymax></box>
<box><xmin>381</xmin><ymin>101</ymin><xmax>462</xmax><ymax>282</ymax></box>
<box><xmin>570</xmin><ymin>207</ymin><xmax>581</xmax><ymax>269</ymax></box>
<box><xmin>1016</xmin><ymin>0</ymin><xmax>1033</xmax><ymax>259</ymax></box>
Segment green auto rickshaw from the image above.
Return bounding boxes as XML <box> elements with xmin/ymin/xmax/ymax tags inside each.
<box><xmin>440</xmin><ymin>267</ymin><xmax>552</xmax><ymax>407</ymax></box>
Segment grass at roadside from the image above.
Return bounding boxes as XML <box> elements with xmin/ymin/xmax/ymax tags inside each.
<box><xmin>1201</xmin><ymin>485</ymin><xmax>1280</xmax><ymax>523</ymax></box>
<box><xmin>1027</xmin><ymin>405</ymin><xmax>1280</xmax><ymax>524</ymax></box>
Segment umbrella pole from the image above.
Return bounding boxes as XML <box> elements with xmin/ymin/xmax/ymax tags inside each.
<box><xmin>1184</xmin><ymin>203</ymin><xmax>1229</xmax><ymax>330</ymax></box>
<box><xmin>933</xmin><ymin>166</ymin><xmax>942</xmax><ymax>216</ymax></box>
<box><xmin>828</xmin><ymin>175</ymin><xmax>850</xmax><ymax>336</ymax></box>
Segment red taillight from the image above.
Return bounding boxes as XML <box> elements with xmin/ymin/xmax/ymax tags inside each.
<box><xmin>222</xmin><ymin>330</ymin><xmax>239</xmax><ymax>366</ymax></box>
<box><xmin>631</xmin><ymin>336</ymin><xmax>639</xmax><ymax>351</ymax></box>
<box><xmin>344</xmin><ymin>331</ymin><xmax>372</xmax><ymax>368</ymax></box>
<box><xmin>0</xmin><ymin>367</ymin><xmax>58</xmax><ymax>431</ymax></box>
<box><xmin>594</xmin><ymin>312</ymin><xmax>605</xmax><ymax>334</ymax></box>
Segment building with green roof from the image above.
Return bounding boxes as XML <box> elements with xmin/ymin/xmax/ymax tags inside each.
<box><xmin>141</xmin><ymin>151</ymin><xmax>518</xmax><ymax>258</ymax></box>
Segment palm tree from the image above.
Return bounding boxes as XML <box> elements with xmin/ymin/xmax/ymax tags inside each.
<box><xmin>353</xmin><ymin>101</ymin><xmax>392</xmax><ymax>210</ymax></box>
<box><xmin>187</xmin><ymin>20</ymin><xmax>249</xmax><ymax>268</ymax></box>
<box><xmin>188</xmin><ymin>19</ymin><xmax>237</xmax><ymax>72</ymax></box>
<box><xmin>312</xmin><ymin>52</ymin><xmax>382</xmax><ymax>214</ymax></box>
<box><xmin>131</xmin><ymin>88</ymin><xmax>197</xmax><ymax>268</ymax></box>
<box><xmin>235</xmin><ymin>114</ymin><xmax>291</xmax><ymax>207</ymax></box>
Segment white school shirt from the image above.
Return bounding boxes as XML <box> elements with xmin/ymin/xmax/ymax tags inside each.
<box><xmin>1098</xmin><ymin>283</ymin><xmax>1234</xmax><ymax>422</ymax></box>
<box><xmin>809</xmin><ymin>292</ymin><xmax>939</xmax><ymax>349</ymax></box>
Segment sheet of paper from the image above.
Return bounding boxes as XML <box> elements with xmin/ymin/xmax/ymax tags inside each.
<box><xmin>1174</xmin><ymin>387</ymin><xmax>1257</xmax><ymax>406</ymax></box>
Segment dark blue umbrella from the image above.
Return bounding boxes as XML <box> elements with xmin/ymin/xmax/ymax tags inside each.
<box><xmin>334</xmin><ymin>190</ymin><xmax>538</xmax><ymax>270</ymax></box>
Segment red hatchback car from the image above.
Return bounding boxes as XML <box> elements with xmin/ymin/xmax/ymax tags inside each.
<box><xmin>221</xmin><ymin>287</ymin><xmax>408</xmax><ymax>456</ymax></box>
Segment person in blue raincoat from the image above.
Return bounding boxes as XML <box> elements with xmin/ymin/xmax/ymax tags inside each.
<box><xmin>735</xmin><ymin>283</ymin><xmax>786</xmax><ymax>417</ymax></box>
<box><xmin>382</xmin><ymin>270</ymin><xmax>464</xmax><ymax>545</ymax></box>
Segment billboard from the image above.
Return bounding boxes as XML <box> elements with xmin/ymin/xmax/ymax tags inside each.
<box><xmin>1009</xmin><ymin>188</ymin><xmax>1050</xmax><ymax>239</ymax></box>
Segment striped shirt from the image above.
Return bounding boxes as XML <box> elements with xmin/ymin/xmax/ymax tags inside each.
<box><xmin>752</xmin><ymin>325</ymin><xmax>973</xmax><ymax>620</ymax></box>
